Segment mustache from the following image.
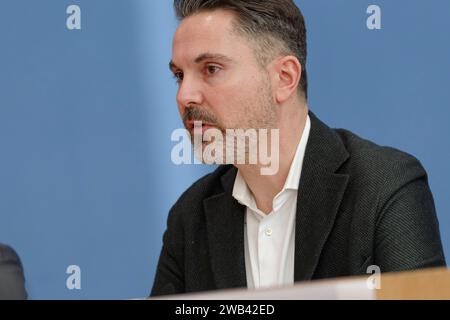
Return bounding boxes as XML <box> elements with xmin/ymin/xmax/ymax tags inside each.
<box><xmin>183</xmin><ymin>106</ymin><xmax>222</xmax><ymax>128</ymax></box>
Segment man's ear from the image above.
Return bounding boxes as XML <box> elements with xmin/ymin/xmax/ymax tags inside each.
<box><xmin>272</xmin><ymin>56</ymin><xmax>302</xmax><ymax>104</ymax></box>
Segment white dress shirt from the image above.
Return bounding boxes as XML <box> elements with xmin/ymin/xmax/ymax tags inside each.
<box><xmin>232</xmin><ymin>116</ymin><xmax>311</xmax><ymax>289</ymax></box>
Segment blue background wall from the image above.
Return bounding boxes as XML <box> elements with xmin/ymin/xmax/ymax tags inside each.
<box><xmin>0</xmin><ymin>0</ymin><xmax>448</xmax><ymax>299</ymax></box>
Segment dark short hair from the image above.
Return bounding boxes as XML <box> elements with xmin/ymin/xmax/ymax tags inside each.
<box><xmin>174</xmin><ymin>0</ymin><xmax>308</xmax><ymax>100</ymax></box>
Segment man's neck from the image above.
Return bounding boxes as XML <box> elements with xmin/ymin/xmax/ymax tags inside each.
<box><xmin>235</xmin><ymin>106</ymin><xmax>308</xmax><ymax>215</ymax></box>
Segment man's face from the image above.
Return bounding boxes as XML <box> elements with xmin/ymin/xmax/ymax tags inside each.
<box><xmin>171</xmin><ymin>10</ymin><xmax>279</xmax><ymax>138</ymax></box>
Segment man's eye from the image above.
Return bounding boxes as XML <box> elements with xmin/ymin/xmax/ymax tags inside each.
<box><xmin>173</xmin><ymin>72</ymin><xmax>184</xmax><ymax>82</ymax></box>
<box><xmin>206</xmin><ymin>65</ymin><xmax>221</xmax><ymax>75</ymax></box>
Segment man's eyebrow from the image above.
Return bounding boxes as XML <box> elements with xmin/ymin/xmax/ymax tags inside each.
<box><xmin>194</xmin><ymin>53</ymin><xmax>233</xmax><ymax>64</ymax></box>
<box><xmin>169</xmin><ymin>60</ymin><xmax>178</xmax><ymax>72</ymax></box>
<box><xmin>169</xmin><ymin>53</ymin><xmax>233</xmax><ymax>72</ymax></box>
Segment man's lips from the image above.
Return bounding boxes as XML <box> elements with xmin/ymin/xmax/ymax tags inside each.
<box><xmin>186</xmin><ymin>120</ymin><xmax>217</xmax><ymax>132</ymax></box>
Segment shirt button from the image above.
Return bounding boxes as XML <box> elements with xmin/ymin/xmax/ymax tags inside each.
<box><xmin>265</xmin><ymin>228</ymin><xmax>273</xmax><ymax>236</ymax></box>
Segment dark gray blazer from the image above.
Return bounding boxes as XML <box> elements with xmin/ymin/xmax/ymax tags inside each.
<box><xmin>0</xmin><ymin>244</ymin><xmax>27</xmax><ymax>300</ymax></box>
<box><xmin>151</xmin><ymin>112</ymin><xmax>446</xmax><ymax>297</ymax></box>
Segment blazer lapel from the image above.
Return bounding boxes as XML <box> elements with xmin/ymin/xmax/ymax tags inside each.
<box><xmin>294</xmin><ymin>112</ymin><xmax>350</xmax><ymax>282</ymax></box>
<box><xmin>203</xmin><ymin>167</ymin><xmax>247</xmax><ymax>289</ymax></box>
<box><xmin>201</xmin><ymin>112</ymin><xmax>350</xmax><ymax>287</ymax></box>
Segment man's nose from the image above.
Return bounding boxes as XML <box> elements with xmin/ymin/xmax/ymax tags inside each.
<box><xmin>176</xmin><ymin>76</ymin><xmax>204</xmax><ymax>109</ymax></box>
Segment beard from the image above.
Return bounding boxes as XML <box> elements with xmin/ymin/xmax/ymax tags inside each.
<box><xmin>183</xmin><ymin>106</ymin><xmax>224</xmax><ymax>131</ymax></box>
<box><xmin>181</xmin><ymin>76</ymin><xmax>279</xmax><ymax>166</ymax></box>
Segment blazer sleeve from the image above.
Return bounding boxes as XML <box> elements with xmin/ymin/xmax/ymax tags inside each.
<box><xmin>0</xmin><ymin>244</ymin><xmax>28</xmax><ymax>300</ymax></box>
<box><xmin>374</xmin><ymin>156</ymin><xmax>446</xmax><ymax>272</ymax></box>
<box><xmin>150</xmin><ymin>205</ymin><xmax>186</xmax><ymax>297</ymax></box>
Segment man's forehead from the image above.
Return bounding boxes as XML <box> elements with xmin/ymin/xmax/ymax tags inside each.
<box><xmin>174</xmin><ymin>12</ymin><xmax>235</xmax><ymax>48</ymax></box>
<box><xmin>173</xmin><ymin>32</ymin><xmax>231</xmax><ymax>58</ymax></box>
<box><xmin>171</xmin><ymin>10</ymin><xmax>257</xmax><ymax>69</ymax></box>
<box><xmin>175</xmin><ymin>9</ymin><xmax>237</xmax><ymax>37</ymax></box>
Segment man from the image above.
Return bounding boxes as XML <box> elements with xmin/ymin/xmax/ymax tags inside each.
<box><xmin>151</xmin><ymin>0</ymin><xmax>446</xmax><ymax>296</ymax></box>
<box><xmin>0</xmin><ymin>244</ymin><xmax>27</xmax><ymax>300</ymax></box>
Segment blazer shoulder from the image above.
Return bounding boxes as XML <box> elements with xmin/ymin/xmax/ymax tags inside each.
<box><xmin>0</xmin><ymin>244</ymin><xmax>21</xmax><ymax>263</ymax></box>
<box><xmin>0</xmin><ymin>244</ymin><xmax>27</xmax><ymax>300</ymax></box>
<box><xmin>335</xmin><ymin>128</ymin><xmax>427</xmax><ymax>190</ymax></box>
